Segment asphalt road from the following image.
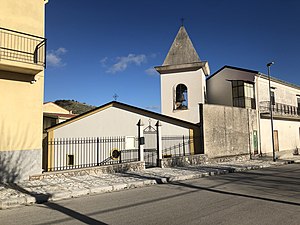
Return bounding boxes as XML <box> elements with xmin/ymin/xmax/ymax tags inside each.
<box><xmin>1</xmin><ymin>164</ymin><xmax>300</xmax><ymax>225</ymax></box>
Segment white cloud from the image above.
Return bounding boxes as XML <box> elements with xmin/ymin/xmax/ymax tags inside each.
<box><xmin>55</xmin><ymin>47</ymin><xmax>67</xmax><ymax>54</ymax></box>
<box><xmin>100</xmin><ymin>57</ymin><xmax>108</xmax><ymax>67</ymax></box>
<box><xmin>145</xmin><ymin>67</ymin><xmax>159</xmax><ymax>76</ymax></box>
<box><xmin>106</xmin><ymin>54</ymin><xmax>146</xmax><ymax>73</ymax></box>
<box><xmin>46</xmin><ymin>47</ymin><xmax>67</xmax><ymax>67</ymax></box>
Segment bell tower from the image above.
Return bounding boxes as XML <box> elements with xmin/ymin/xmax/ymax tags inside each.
<box><xmin>155</xmin><ymin>25</ymin><xmax>210</xmax><ymax>123</ymax></box>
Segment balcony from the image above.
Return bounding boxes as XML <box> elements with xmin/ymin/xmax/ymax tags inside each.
<box><xmin>0</xmin><ymin>27</ymin><xmax>46</xmax><ymax>75</ymax></box>
<box><xmin>260</xmin><ymin>101</ymin><xmax>300</xmax><ymax>118</ymax></box>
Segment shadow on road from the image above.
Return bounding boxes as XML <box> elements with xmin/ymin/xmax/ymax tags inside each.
<box><xmin>1</xmin><ymin>155</ymin><xmax>107</xmax><ymax>225</ymax></box>
<box><xmin>9</xmin><ymin>183</ymin><xmax>107</xmax><ymax>225</ymax></box>
<box><xmin>170</xmin><ymin>180</ymin><xmax>300</xmax><ymax>207</ymax></box>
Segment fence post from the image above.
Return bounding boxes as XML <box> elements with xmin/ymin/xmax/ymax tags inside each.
<box><xmin>156</xmin><ymin>121</ymin><xmax>163</xmax><ymax>168</ymax></box>
<box><xmin>137</xmin><ymin>119</ymin><xmax>144</xmax><ymax>163</ymax></box>
<box><xmin>183</xmin><ymin>135</ymin><xmax>185</xmax><ymax>156</ymax></box>
<box><xmin>97</xmin><ymin>137</ymin><xmax>99</xmax><ymax>166</ymax></box>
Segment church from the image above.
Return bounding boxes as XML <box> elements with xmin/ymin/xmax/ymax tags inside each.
<box><xmin>156</xmin><ymin>25</ymin><xmax>300</xmax><ymax>159</ymax></box>
<box><xmin>46</xmin><ymin>25</ymin><xmax>300</xmax><ymax>172</ymax></box>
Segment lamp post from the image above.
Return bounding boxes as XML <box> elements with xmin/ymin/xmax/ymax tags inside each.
<box><xmin>267</xmin><ymin>62</ymin><xmax>276</xmax><ymax>162</ymax></box>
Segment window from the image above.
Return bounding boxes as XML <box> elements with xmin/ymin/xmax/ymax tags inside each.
<box><xmin>297</xmin><ymin>97</ymin><xmax>300</xmax><ymax>115</ymax></box>
<box><xmin>174</xmin><ymin>84</ymin><xmax>188</xmax><ymax>110</ymax></box>
<box><xmin>270</xmin><ymin>91</ymin><xmax>275</xmax><ymax>105</ymax></box>
<box><xmin>67</xmin><ymin>155</ymin><xmax>74</xmax><ymax>166</ymax></box>
<box><xmin>232</xmin><ymin>80</ymin><xmax>255</xmax><ymax>109</ymax></box>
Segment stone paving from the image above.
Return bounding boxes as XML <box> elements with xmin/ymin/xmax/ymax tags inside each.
<box><xmin>1</xmin><ymin>156</ymin><xmax>300</xmax><ymax>209</ymax></box>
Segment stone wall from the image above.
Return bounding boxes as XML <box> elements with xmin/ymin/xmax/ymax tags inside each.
<box><xmin>162</xmin><ymin>153</ymin><xmax>250</xmax><ymax>168</ymax></box>
<box><xmin>30</xmin><ymin>161</ymin><xmax>145</xmax><ymax>181</ymax></box>
<box><xmin>202</xmin><ymin>104</ymin><xmax>257</xmax><ymax>158</ymax></box>
<box><xmin>162</xmin><ymin>154</ymin><xmax>208</xmax><ymax>167</ymax></box>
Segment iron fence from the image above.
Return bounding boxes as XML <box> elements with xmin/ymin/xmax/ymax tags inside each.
<box><xmin>0</xmin><ymin>27</ymin><xmax>46</xmax><ymax>67</ymax></box>
<box><xmin>46</xmin><ymin>136</ymin><xmax>138</xmax><ymax>172</ymax></box>
<box><xmin>260</xmin><ymin>101</ymin><xmax>300</xmax><ymax>117</ymax></box>
<box><xmin>162</xmin><ymin>135</ymin><xmax>192</xmax><ymax>157</ymax></box>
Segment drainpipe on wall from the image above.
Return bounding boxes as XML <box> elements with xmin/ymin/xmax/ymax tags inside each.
<box><xmin>256</xmin><ymin>73</ymin><xmax>263</xmax><ymax>156</ymax></box>
<box><xmin>247</xmin><ymin>109</ymin><xmax>252</xmax><ymax>159</ymax></box>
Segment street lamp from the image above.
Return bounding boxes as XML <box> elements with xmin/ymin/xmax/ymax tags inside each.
<box><xmin>267</xmin><ymin>61</ymin><xmax>276</xmax><ymax>162</ymax></box>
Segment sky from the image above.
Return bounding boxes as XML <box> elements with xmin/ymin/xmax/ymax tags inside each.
<box><xmin>45</xmin><ymin>0</ymin><xmax>300</xmax><ymax>112</ymax></box>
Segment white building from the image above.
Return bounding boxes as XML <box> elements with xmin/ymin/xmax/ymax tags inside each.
<box><xmin>207</xmin><ymin>65</ymin><xmax>300</xmax><ymax>156</ymax></box>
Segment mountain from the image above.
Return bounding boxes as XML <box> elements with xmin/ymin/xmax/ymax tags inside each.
<box><xmin>54</xmin><ymin>100</ymin><xmax>96</xmax><ymax>114</ymax></box>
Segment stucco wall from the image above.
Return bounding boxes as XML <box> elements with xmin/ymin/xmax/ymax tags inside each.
<box><xmin>43</xmin><ymin>102</ymin><xmax>70</xmax><ymax>114</ymax></box>
<box><xmin>257</xmin><ymin>76</ymin><xmax>300</xmax><ymax>106</ymax></box>
<box><xmin>160</xmin><ymin>68</ymin><xmax>206</xmax><ymax>123</ymax></box>
<box><xmin>203</xmin><ymin>104</ymin><xmax>257</xmax><ymax>158</ymax></box>
<box><xmin>260</xmin><ymin>118</ymin><xmax>300</xmax><ymax>154</ymax></box>
<box><xmin>0</xmin><ymin>0</ymin><xmax>46</xmax><ymax>180</ymax></box>
<box><xmin>0</xmin><ymin>0</ymin><xmax>45</xmax><ymax>36</ymax></box>
<box><xmin>206</xmin><ymin>68</ymin><xmax>256</xmax><ymax>107</ymax></box>
<box><xmin>53</xmin><ymin>107</ymin><xmax>191</xmax><ymax>138</ymax></box>
<box><xmin>0</xmin><ymin>71</ymin><xmax>44</xmax><ymax>152</ymax></box>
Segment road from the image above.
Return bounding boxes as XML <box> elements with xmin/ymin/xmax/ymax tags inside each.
<box><xmin>1</xmin><ymin>164</ymin><xmax>300</xmax><ymax>225</ymax></box>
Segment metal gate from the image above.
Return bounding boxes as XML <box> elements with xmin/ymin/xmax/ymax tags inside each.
<box><xmin>143</xmin><ymin>121</ymin><xmax>157</xmax><ymax>168</ymax></box>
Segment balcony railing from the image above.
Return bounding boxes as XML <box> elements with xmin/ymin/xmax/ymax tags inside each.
<box><xmin>260</xmin><ymin>101</ymin><xmax>300</xmax><ymax>117</ymax></box>
<box><xmin>0</xmin><ymin>27</ymin><xmax>46</xmax><ymax>67</ymax></box>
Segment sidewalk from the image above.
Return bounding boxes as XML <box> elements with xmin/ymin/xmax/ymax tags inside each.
<box><xmin>1</xmin><ymin>156</ymin><xmax>299</xmax><ymax>209</ymax></box>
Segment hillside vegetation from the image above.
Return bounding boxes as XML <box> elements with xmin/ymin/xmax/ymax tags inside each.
<box><xmin>54</xmin><ymin>100</ymin><xmax>96</xmax><ymax>114</ymax></box>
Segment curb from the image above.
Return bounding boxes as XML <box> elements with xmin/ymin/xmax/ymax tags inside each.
<box><xmin>0</xmin><ymin>160</ymin><xmax>295</xmax><ymax>210</ymax></box>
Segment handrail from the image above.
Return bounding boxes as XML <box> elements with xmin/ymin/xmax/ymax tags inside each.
<box><xmin>260</xmin><ymin>101</ymin><xmax>300</xmax><ymax>116</ymax></box>
<box><xmin>0</xmin><ymin>27</ymin><xmax>46</xmax><ymax>67</ymax></box>
<box><xmin>0</xmin><ymin>26</ymin><xmax>45</xmax><ymax>40</ymax></box>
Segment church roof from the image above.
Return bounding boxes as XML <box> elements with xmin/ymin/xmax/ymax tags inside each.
<box><xmin>163</xmin><ymin>26</ymin><xmax>201</xmax><ymax>66</ymax></box>
<box><xmin>46</xmin><ymin>101</ymin><xmax>199</xmax><ymax>132</ymax></box>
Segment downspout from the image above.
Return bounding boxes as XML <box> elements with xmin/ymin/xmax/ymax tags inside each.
<box><xmin>247</xmin><ymin>108</ymin><xmax>251</xmax><ymax>159</ymax></box>
<box><xmin>256</xmin><ymin>73</ymin><xmax>263</xmax><ymax>156</ymax></box>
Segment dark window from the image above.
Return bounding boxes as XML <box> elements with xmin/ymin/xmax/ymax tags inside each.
<box><xmin>175</xmin><ymin>84</ymin><xmax>188</xmax><ymax>110</ymax></box>
<box><xmin>232</xmin><ymin>81</ymin><xmax>256</xmax><ymax>109</ymax></box>
<box><xmin>271</xmin><ymin>91</ymin><xmax>275</xmax><ymax>105</ymax></box>
<box><xmin>67</xmin><ymin>155</ymin><xmax>74</xmax><ymax>166</ymax></box>
<box><xmin>297</xmin><ymin>97</ymin><xmax>300</xmax><ymax>115</ymax></box>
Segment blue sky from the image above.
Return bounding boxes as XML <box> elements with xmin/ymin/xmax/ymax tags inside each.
<box><xmin>45</xmin><ymin>0</ymin><xmax>300</xmax><ymax>112</ymax></box>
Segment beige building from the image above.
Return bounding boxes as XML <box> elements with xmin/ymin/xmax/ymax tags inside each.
<box><xmin>207</xmin><ymin>66</ymin><xmax>300</xmax><ymax>157</ymax></box>
<box><xmin>43</xmin><ymin>102</ymin><xmax>76</xmax><ymax>131</ymax></box>
<box><xmin>0</xmin><ymin>0</ymin><xmax>47</xmax><ymax>181</ymax></box>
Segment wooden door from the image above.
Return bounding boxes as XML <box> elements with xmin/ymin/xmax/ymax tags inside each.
<box><xmin>273</xmin><ymin>130</ymin><xmax>279</xmax><ymax>152</ymax></box>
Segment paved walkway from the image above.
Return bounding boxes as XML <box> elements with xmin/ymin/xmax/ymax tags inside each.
<box><xmin>1</xmin><ymin>156</ymin><xmax>300</xmax><ymax>209</ymax></box>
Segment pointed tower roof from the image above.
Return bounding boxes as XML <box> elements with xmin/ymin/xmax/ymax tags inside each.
<box><xmin>163</xmin><ymin>26</ymin><xmax>201</xmax><ymax>66</ymax></box>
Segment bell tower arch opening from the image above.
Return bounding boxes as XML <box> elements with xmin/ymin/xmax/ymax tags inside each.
<box><xmin>174</xmin><ymin>84</ymin><xmax>188</xmax><ymax>110</ymax></box>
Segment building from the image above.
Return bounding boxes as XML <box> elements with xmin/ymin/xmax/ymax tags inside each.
<box><xmin>155</xmin><ymin>26</ymin><xmax>258</xmax><ymax>159</ymax></box>
<box><xmin>0</xmin><ymin>0</ymin><xmax>47</xmax><ymax>181</ymax></box>
<box><xmin>156</xmin><ymin>25</ymin><xmax>300</xmax><ymax>158</ymax></box>
<box><xmin>207</xmin><ymin>65</ymin><xmax>300</xmax><ymax>156</ymax></box>
<box><xmin>43</xmin><ymin>102</ymin><xmax>76</xmax><ymax>131</ymax></box>
<box><xmin>45</xmin><ymin>101</ymin><xmax>200</xmax><ymax>171</ymax></box>
<box><xmin>155</xmin><ymin>26</ymin><xmax>210</xmax><ymax>124</ymax></box>
<box><xmin>44</xmin><ymin>25</ymin><xmax>299</xmax><ymax>173</ymax></box>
